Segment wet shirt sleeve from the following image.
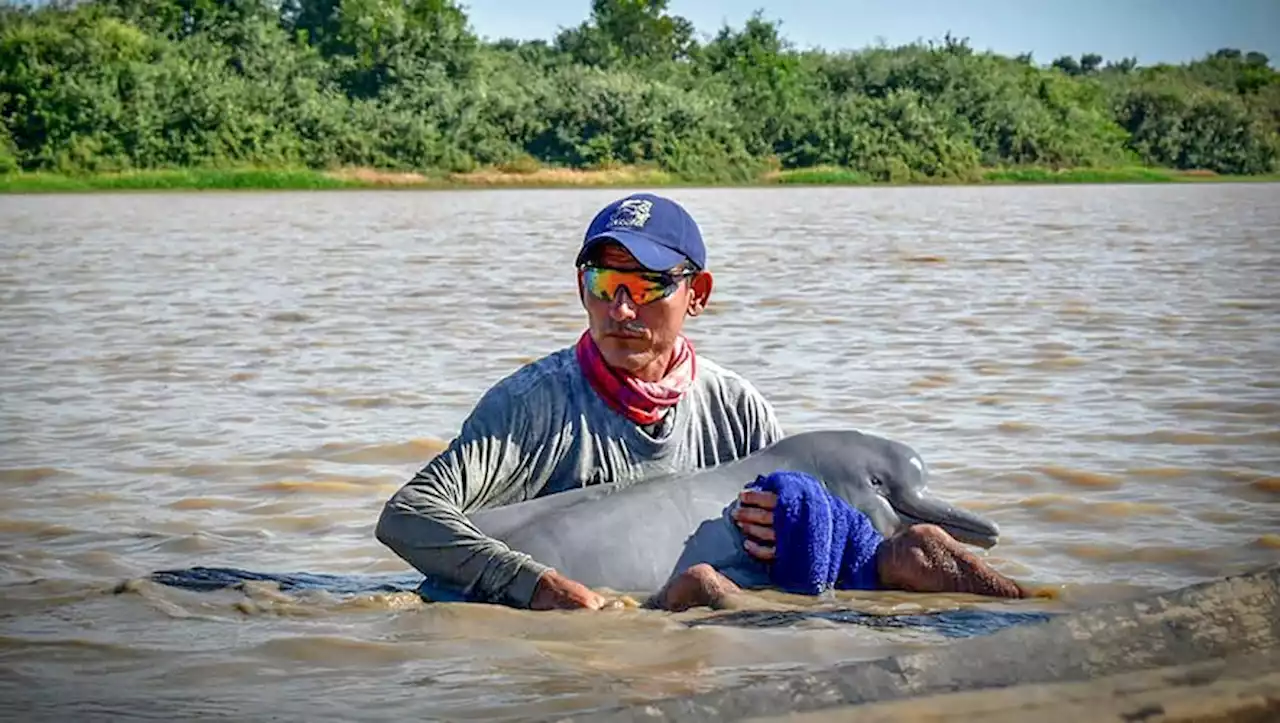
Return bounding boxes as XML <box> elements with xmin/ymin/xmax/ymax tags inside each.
<box><xmin>375</xmin><ymin>385</ymin><xmax>555</xmax><ymax>608</ymax></box>
<box><xmin>741</xmin><ymin>381</ymin><xmax>786</xmax><ymax>453</ymax></box>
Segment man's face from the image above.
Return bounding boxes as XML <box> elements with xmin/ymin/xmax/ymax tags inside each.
<box><xmin>578</xmin><ymin>242</ymin><xmax>713</xmax><ymax>379</ymax></box>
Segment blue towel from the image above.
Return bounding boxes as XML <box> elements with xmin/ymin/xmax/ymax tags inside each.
<box><xmin>744</xmin><ymin>470</ymin><xmax>885</xmax><ymax>595</ymax></box>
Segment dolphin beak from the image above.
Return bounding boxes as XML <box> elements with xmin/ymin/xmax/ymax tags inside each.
<box><xmin>891</xmin><ymin>491</ymin><xmax>1000</xmax><ymax>548</ymax></box>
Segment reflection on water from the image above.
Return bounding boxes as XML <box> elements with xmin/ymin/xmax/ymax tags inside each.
<box><xmin>2</xmin><ymin>184</ymin><xmax>1278</xmax><ymax>720</ymax></box>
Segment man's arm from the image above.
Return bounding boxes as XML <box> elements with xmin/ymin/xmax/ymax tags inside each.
<box><xmin>374</xmin><ymin>386</ymin><xmax>556</xmax><ymax>608</ymax></box>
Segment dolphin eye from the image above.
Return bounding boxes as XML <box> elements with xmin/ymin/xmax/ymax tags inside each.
<box><xmin>868</xmin><ymin>475</ymin><xmax>884</xmax><ymax>489</ymax></box>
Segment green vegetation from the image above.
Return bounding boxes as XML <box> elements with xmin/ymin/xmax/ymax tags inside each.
<box><xmin>0</xmin><ymin>167</ymin><xmax>369</xmax><ymax>192</ymax></box>
<box><xmin>2</xmin><ymin>0</ymin><xmax>1278</xmax><ymax>191</ymax></box>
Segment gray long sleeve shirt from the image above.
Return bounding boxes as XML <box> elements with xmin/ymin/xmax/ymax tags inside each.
<box><xmin>374</xmin><ymin>345</ymin><xmax>785</xmax><ymax>608</ymax></box>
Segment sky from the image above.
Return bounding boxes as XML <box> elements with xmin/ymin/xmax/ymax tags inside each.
<box><xmin>458</xmin><ymin>0</ymin><xmax>1279</xmax><ymax>66</ymax></box>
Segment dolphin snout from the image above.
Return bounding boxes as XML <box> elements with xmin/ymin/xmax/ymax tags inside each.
<box><xmin>893</xmin><ymin>493</ymin><xmax>1000</xmax><ymax>549</ymax></box>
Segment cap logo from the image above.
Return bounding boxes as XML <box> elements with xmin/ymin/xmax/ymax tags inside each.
<box><xmin>607</xmin><ymin>198</ymin><xmax>653</xmax><ymax>229</ymax></box>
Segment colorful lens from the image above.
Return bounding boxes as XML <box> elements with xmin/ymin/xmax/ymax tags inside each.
<box><xmin>580</xmin><ymin>267</ymin><xmax>691</xmax><ymax>305</ymax></box>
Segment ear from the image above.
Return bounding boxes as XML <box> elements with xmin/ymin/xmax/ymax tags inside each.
<box><xmin>576</xmin><ymin>268</ymin><xmax>588</xmax><ymax>309</ymax></box>
<box><xmin>685</xmin><ymin>271</ymin><xmax>713</xmax><ymax>317</ymax></box>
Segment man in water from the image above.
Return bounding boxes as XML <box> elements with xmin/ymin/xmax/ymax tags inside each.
<box><xmin>376</xmin><ymin>193</ymin><xmax>1025</xmax><ymax>611</ymax></box>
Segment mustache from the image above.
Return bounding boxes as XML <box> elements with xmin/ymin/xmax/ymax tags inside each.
<box><xmin>607</xmin><ymin>321</ymin><xmax>648</xmax><ymax>336</ymax></box>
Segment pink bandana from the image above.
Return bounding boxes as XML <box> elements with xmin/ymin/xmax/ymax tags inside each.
<box><xmin>575</xmin><ymin>330</ymin><xmax>697</xmax><ymax>425</ymax></box>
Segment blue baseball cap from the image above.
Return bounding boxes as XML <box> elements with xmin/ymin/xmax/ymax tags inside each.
<box><xmin>575</xmin><ymin>193</ymin><xmax>707</xmax><ymax>271</ymax></box>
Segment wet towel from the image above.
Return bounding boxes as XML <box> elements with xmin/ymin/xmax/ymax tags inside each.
<box><xmin>745</xmin><ymin>470</ymin><xmax>886</xmax><ymax>595</ymax></box>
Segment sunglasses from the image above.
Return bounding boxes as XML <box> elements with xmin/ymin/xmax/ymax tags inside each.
<box><xmin>579</xmin><ymin>265</ymin><xmax>697</xmax><ymax>305</ymax></box>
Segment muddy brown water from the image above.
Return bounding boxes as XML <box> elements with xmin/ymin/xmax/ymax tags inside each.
<box><xmin>1</xmin><ymin>184</ymin><xmax>1278</xmax><ymax>721</ymax></box>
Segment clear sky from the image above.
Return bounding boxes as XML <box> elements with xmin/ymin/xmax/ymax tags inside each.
<box><xmin>459</xmin><ymin>0</ymin><xmax>1279</xmax><ymax>66</ymax></box>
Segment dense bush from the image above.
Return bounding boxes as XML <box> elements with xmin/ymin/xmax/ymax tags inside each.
<box><xmin>2</xmin><ymin>0</ymin><xmax>1276</xmax><ymax>177</ymax></box>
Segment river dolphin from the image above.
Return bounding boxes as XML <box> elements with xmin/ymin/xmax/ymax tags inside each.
<box><xmin>406</xmin><ymin>429</ymin><xmax>1000</xmax><ymax>601</ymax></box>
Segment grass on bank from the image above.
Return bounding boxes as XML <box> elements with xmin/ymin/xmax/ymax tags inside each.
<box><xmin>1</xmin><ymin>164</ymin><xmax>1277</xmax><ymax>193</ymax></box>
<box><xmin>773</xmin><ymin>165</ymin><xmax>1280</xmax><ymax>185</ymax></box>
<box><xmin>0</xmin><ymin>164</ymin><xmax>678</xmax><ymax>193</ymax></box>
<box><xmin>0</xmin><ymin>167</ymin><xmax>374</xmax><ymax>192</ymax></box>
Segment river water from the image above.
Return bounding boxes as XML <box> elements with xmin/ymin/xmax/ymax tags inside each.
<box><xmin>1</xmin><ymin>184</ymin><xmax>1278</xmax><ymax>721</ymax></box>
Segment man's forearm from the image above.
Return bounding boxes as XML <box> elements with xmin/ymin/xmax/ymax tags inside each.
<box><xmin>375</xmin><ymin>483</ymin><xmax>552</xmax><ymax>608</ymax></box>
<box><xmin>375</xmin><ymin>381</ymin><xmax>566</xmax><ymax>607</ymax></box>
<box><xmin>874</xmin><ymin>525</ymin><xmax>1026</xmax><ymax>598</ymax></box>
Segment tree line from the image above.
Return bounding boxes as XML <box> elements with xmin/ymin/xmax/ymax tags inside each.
<box><xmin>2</xmin><ymin>0</ymin><xmax>1277</xmax><ymax>180</ymax></box>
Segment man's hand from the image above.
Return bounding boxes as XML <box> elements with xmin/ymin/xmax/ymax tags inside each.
<box><xmin>733</xmin><ymin>489</ymin><xmax>777</xmax><ymax>562</ymax></box>
<box><xmin>529</xmin><ymin>570</ymin><xmax>607</xmax><ymax>610</ymax></box>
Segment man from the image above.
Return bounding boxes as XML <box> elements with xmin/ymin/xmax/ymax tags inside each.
<box><xmin>375</xmin><ymin>193</ymin><xmax>1026</xmax><ymax>612</ymax></box>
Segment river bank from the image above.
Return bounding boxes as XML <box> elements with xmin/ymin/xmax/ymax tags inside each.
<box><xmin>2</xmin><ymin>164</ymin><xmax>1278</xmax><ymax>194</ymax></box>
